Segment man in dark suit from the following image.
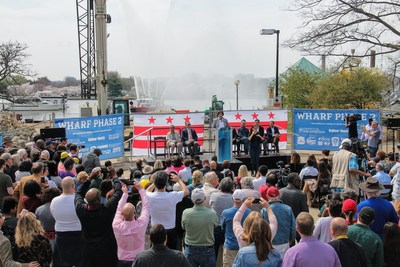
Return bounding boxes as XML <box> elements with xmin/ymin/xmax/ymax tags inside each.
<box><xmin>263</xmin><ymin>121</ymin><xmax>280</xmax><ymax>154</ymax></box>
<box><xmin>236</xmin><ymin>119</ymin><xmax>250</xmax><ymax>155</ymax></box>
<box><xmin>181</xmin><ymin>122</ymin><xmax>199</xmax><ymax>157</ymax></box>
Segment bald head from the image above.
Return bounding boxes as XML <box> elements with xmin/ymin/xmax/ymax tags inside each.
<box><xmin>210</xmin><ymin>161</ymin><xmax>217</xmax><ymax>170</ymax></box>
<box><xmin>85</xmin><ymin>188</ymin><xmax>100</xmax><ymax>204</ymax></box>
<box><xmin>330</xmin><ymin>217</ymin><xmax>348</xmax><ymax>238</ymax></box>
<box><xmin>61</xmin><ymin>177</ymin><xmax>75</xmax><ymax>194</ymax></box>
<box><xmin>122</xmin><ymin>203</ymin><xmax>135</xmax><ymax>221</ymax></box>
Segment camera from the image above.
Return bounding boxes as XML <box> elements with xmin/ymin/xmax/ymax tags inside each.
<box><xmin>120</xmin><ymin>179</ymin><xmax>135</xmax><ymax>186</ymax></box>
<box><xmin>345</xmin><ymin>114</ymin><xmax>362</xmax><ymax>121</ymax></box>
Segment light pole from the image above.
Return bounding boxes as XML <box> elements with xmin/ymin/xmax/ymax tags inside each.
<box><xmin>234</xmin><ymin>80</ymin><xmax>240</xmax><ymax>110</ymax></box>
<box><xmin>61</xmin><ymin>93</ymin><xmax>66</xmax><ymax>117</ymax></box>
<box><xmin>260</xmin><ymin>29</ymin><xmax>280</xmax><ymax>98</ymax></box>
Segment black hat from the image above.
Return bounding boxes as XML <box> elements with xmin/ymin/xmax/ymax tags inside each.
<box><xmin>358</xmin><ymin>207</ymin><xmax>375</xmax><ymax>225</ymax></box>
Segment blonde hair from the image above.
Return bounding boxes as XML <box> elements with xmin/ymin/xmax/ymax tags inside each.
<box><xmin>242</xmin><ymin>211</ymin><xmax>262</xmax><ymax>244</ymax></box>
<box><xmin>77</xmin><ymin>171</ymin><xmax>89</xmax><ymax>183</ymax></box>
<box><xmin>11</xmin><ymin>154</ymin><xmax>21</xmax><ymax>167</ymax></box>
<box><xmin>15</xmin><ymin>212</ymin><xmax>45</xmax><ymax>247</ymax></box>
<box><xmin>192</xmin><ymin>170</ymin><xmax>204</xmax><ymax>185</ymax></box>
<box><xmin>238</xmin><ymin>165</ymin><xmax>249</xmax><ymax>178</ymax></box>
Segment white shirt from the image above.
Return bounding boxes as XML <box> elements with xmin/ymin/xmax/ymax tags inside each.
<box><xmin>391</xmin><ymin>173</ymin><xmax>400</xmax><ymax>200</ymax></box>
<box><xmin>50</xmin><ymin>194</ymin><xmax>82</xmax><ymax>232</ymax></box>
<box><xmin>146</xmin><ymin>191</ymin><xmax>184</xmax><ymax>229</ymax></box>
<box><xmin>299</xmin><ymin>166</ymin><xmax>319</xmax><ymax>180</ymax></box>
<box><xmin>252</xmin><ymin>176</ymin><xmax>266</xmax><ymax>191</ymax></box>
<box><xmin>390</xmin><ymin>162</ymin><xmax>400</xmax><ymax>175</ymax></box>
<box><xmin>178</xmin><ymin>167</ymin><xmax>192</xmax><ymax>183</ymax></box>
<box><xmin>313</xmin><ymin>216</ymin><xmax>334</xmax><ymax>243</ymax></box>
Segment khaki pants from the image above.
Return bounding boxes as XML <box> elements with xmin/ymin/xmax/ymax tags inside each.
<box><xmin>223</xmin><ymin>247</ymin><xmax>238</xmax><ymax>267</ymax></box>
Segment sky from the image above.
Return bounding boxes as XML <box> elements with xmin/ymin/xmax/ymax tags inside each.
<box><xmin>0</xmin><ymin>0</ymin><xmax>321</xmax><ymax>81</ymax></box>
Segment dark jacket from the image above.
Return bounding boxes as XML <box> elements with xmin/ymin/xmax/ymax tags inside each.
<box><xmin>75</xmin><ymin>179</ymin><xmax>122</xmax><ymax>267</ymax></box>
<box><xmin>329</xmin><ymin>238</ymin><xmax>368</xmax><ymax>267</ymax></box>
<box><xmin>266</xmin><ymin>126</ymin><xmax>280</xmax><ymax>140</ymax></box>
<box><xmin>81</xmin><ymin>152</ymin><xmax>101</xmax><ymax>173</ymax></box>
<box><xmin>133</xmin><ymin>244</ymin><xmax>191</xmax><ymax>267</ymax></box>
<box><xmin>279</xmin><ymin>184</ymin><xmax>308</xmax><ymax>218</ymax></box>
<box><xmin>181</xmin><ymin>128</ymin><xmax>198</xmax><ymax>142</ymax></box>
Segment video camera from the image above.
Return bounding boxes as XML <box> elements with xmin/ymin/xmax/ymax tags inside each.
<box><xmin>345</xmin><ymin>114</ymin><xmax>362</xmax><ymax>121</ymax></box>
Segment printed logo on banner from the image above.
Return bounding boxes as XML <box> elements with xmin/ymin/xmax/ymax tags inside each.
<box><xmin>132</xmin><ymin>110</ymin><xmax>288</xmax><ymax>156</ymax></box>
<box><xmin>54</xmin><ymin>114</ymin><xmax>124</xmax><ymax>160</ymax></box>
<box><xmin>293</xmin><ymin>109</ymin><xmax>380</xmax><ymax>151</ymax></box>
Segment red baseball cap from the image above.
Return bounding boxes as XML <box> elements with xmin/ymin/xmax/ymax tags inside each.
<box><xmin>342</xmin><ymin>199</ymin><xmax>357</xmax><ymax>213</ymax></box>
<box><xmin>267</xmin><ymin>186</ymin><xmax>280</xmax><ymax>198</ymax></box>
<box><xmin>258</xmin><ymin>185</ymin><xmax>270</xmax><ymax>201</ymax></box>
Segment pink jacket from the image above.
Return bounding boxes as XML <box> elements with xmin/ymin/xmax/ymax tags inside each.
<box><xmin>233</xmin><ymin>203</ymin><xmax>278</xmax><ymax>248</ymax></box>
<box><xmin>112</xmin><ymin>189</ymin><xmax>150</xmax><ymax>261</ymax></box>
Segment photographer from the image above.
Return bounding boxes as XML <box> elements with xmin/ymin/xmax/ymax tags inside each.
<box><xmin>345</xmin><ymin>114</ymin><xmax>358</xmax><ymax>139</ymax></box>
<box><xmin>146</xmin><ymin>171</ymin><xmax>189</xmax><ymax>250</ymax></box>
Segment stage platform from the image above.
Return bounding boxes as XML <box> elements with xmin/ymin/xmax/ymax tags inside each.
<box><xmin>143</xmin><ymin>153</ymin><xmax>291</xmax><ymax>175</ymax></box>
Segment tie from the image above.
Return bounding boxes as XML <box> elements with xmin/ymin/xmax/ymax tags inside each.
<box><xmin>188</xmin><ymin>129</ymin><xmax>192</xmax><ymax>140</ymax></box>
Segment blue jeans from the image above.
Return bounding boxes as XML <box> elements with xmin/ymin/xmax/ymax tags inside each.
<box><xmin>185</xmin><ymin>245</ymin><xmax>216</xmax><ymax>267</ymax></box>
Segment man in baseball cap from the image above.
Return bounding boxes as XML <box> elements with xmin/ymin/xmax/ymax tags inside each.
<box><xmin>182</xmin><ymin>188</ymin><xmax>218</xmax><ymax>266</ymax></box>
<box><xmin>330</xmin><ymin>137</ymin><xmax>371</xmax><ymax>195</ymax></box>
<box><xmin>261</xmin><ymin>186</ymin><xmax>295</xmax><ymax>256</ymax></box>
<box><xmin>348</xmin><ymin>207</ymin><xmax>384</xmax><ymax>267</ymax></box>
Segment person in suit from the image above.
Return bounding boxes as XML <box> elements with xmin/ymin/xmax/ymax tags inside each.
<box><xmin>181</xmin><ymin>122</ymin><xmax>199</xmax><ymax>157</ymax></box>
<box><xmin>236</xmin><ymin>119</ymin><xmax>250</xmax><ymax>155</ymax></box>
<box><xmin>263</xmin><ymin>121</ymin><xmax>280</xmax><ymax>155</ymax></box>
<box><xmin>212</xmin><ymin>111</ymin><xmax>229</xmax><ymax>130</ymax></box>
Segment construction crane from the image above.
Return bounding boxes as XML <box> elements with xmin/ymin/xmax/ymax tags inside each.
<box><xmin>76</xmin><ymin>0</ymin><xmax>110</xmax><ymax>115</ymax></box>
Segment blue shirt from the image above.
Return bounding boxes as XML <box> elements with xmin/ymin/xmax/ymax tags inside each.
<box><xmin>373</xmin><ymin>171</ymin><xmax>391</xmax><ymax>194</ymax></box>
<box><xmin>221</xmin><ymin>206</ymin><xmax>250</xmax><ymax>250</ymax></box>
<box><xmin>349</xmin><ymin>155</ymin><xmax>359</xmax><ymax>170</ymax></box>
<box><xmin>356</xmin><ymin>198</ymin><xmax>399</xmax><ymax>238</ymax></box>
<box><xmin>261</xmin><ymin>200</ymin><xmax>296</xmax><ymax>245</ymax></box>
<box><xmin>233</xmin><ymin>244</ymin><xmax>282</xmax><ymax>267</ymax></box>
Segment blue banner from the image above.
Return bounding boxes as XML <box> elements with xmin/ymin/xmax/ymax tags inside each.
<box><xmin>293</xmin><ymin>109</ymin><xmax>380</xmax><ymax>151</ymax></box>
<box><xmin>54</xmin><ymin>114</ymin><xmax>124</xmax><ymax>160</ymax></box>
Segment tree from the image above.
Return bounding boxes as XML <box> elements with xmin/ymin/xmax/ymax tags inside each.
<box><xmin>0</xmin><ymin>41</ymin><xmax>33</xmax><ymax>82</ymax></box>
<box><xmin>279</xmin><ymin>68</ymin><xmax>321</xmax><ymax>108</ymax></box>
<box><xmin>309</xmin><ymin>67</ymin><xmax>390</xmax><ymax>109</ymax></box>
<box><xmin>286</xmin><ymin>0</ymin><xmax>400</xmax><ymax>58</ymax></box>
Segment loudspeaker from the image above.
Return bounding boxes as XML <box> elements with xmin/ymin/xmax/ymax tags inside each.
<box><xmin>385</xmin><ymin>118</ymin><xmax>400</xmax><ymax>128</ymax></box>
<box><xmin>40</xmin><ymin>128</ymin><xmax>66</xmax><ymax>139</ymax></box>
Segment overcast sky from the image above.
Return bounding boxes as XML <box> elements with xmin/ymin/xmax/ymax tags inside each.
<box><xmin>0</xmin><ymin>0</ymin><xmax>322</xmax><ymax>81</ymax></box>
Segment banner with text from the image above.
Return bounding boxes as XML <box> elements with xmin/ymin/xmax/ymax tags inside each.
<box><xmin>55</xmin><ymin>114</ymin><xmax>124</xmax><ymax>160</ymax></box>
<box><xmin>293</xmin><ymin>109</ymin><xmax>380</xmax><ymax>151</ymax></box>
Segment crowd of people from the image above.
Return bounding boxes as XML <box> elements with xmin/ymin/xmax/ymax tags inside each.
<box><xmin>0</xmin><ymin>128</ymin><xmax>400</xmax><ymax>267</ymax></box>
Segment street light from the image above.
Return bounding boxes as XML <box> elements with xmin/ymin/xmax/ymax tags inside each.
<box><xmin>260</xmin><ymin>29</ymin><xmax>280</xmax><ymax>98</ymax></box>
<box><xmin>234</xmin><ymin>80</ymin><xmax>240</xmax><ymax>110</ymax></box>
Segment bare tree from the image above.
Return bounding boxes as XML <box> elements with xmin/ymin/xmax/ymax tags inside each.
<box><xmin>286</xmin><ymin>0</ymin><xmax>400</xmax><ymax>58</ymax></box>
<box><xmin>0</xmin><ymin>41</ymin><xmax>34</xmax><ymax>82</ymax></box>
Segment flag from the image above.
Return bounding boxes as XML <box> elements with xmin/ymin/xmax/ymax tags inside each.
<box><xmin>132</xmin><ymin>112</ymin><xmax>205</xmax><ymax>156</ymax></box>
<box><xmin>223</xmin><ymin>110</ymin><xmax>288</xmax><ymax>149</ymax></box>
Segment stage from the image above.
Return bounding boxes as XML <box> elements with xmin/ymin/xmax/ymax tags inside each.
<box><xmin>143</xmin><ymin>153</ymin><xmax>291</xmax><ymax>175</ymax></box>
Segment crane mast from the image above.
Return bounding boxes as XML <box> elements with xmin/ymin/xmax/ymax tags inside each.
<box><xmin>76</xmin><ymin>0</ymin><xmax>110</xmax><ymax>115</ymax></box>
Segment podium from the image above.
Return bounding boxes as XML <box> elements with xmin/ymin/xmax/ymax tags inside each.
<box><xmin>215</xmin><ymin>127</ymin><xmax>232</xmax><ymax>163</ymax></box>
